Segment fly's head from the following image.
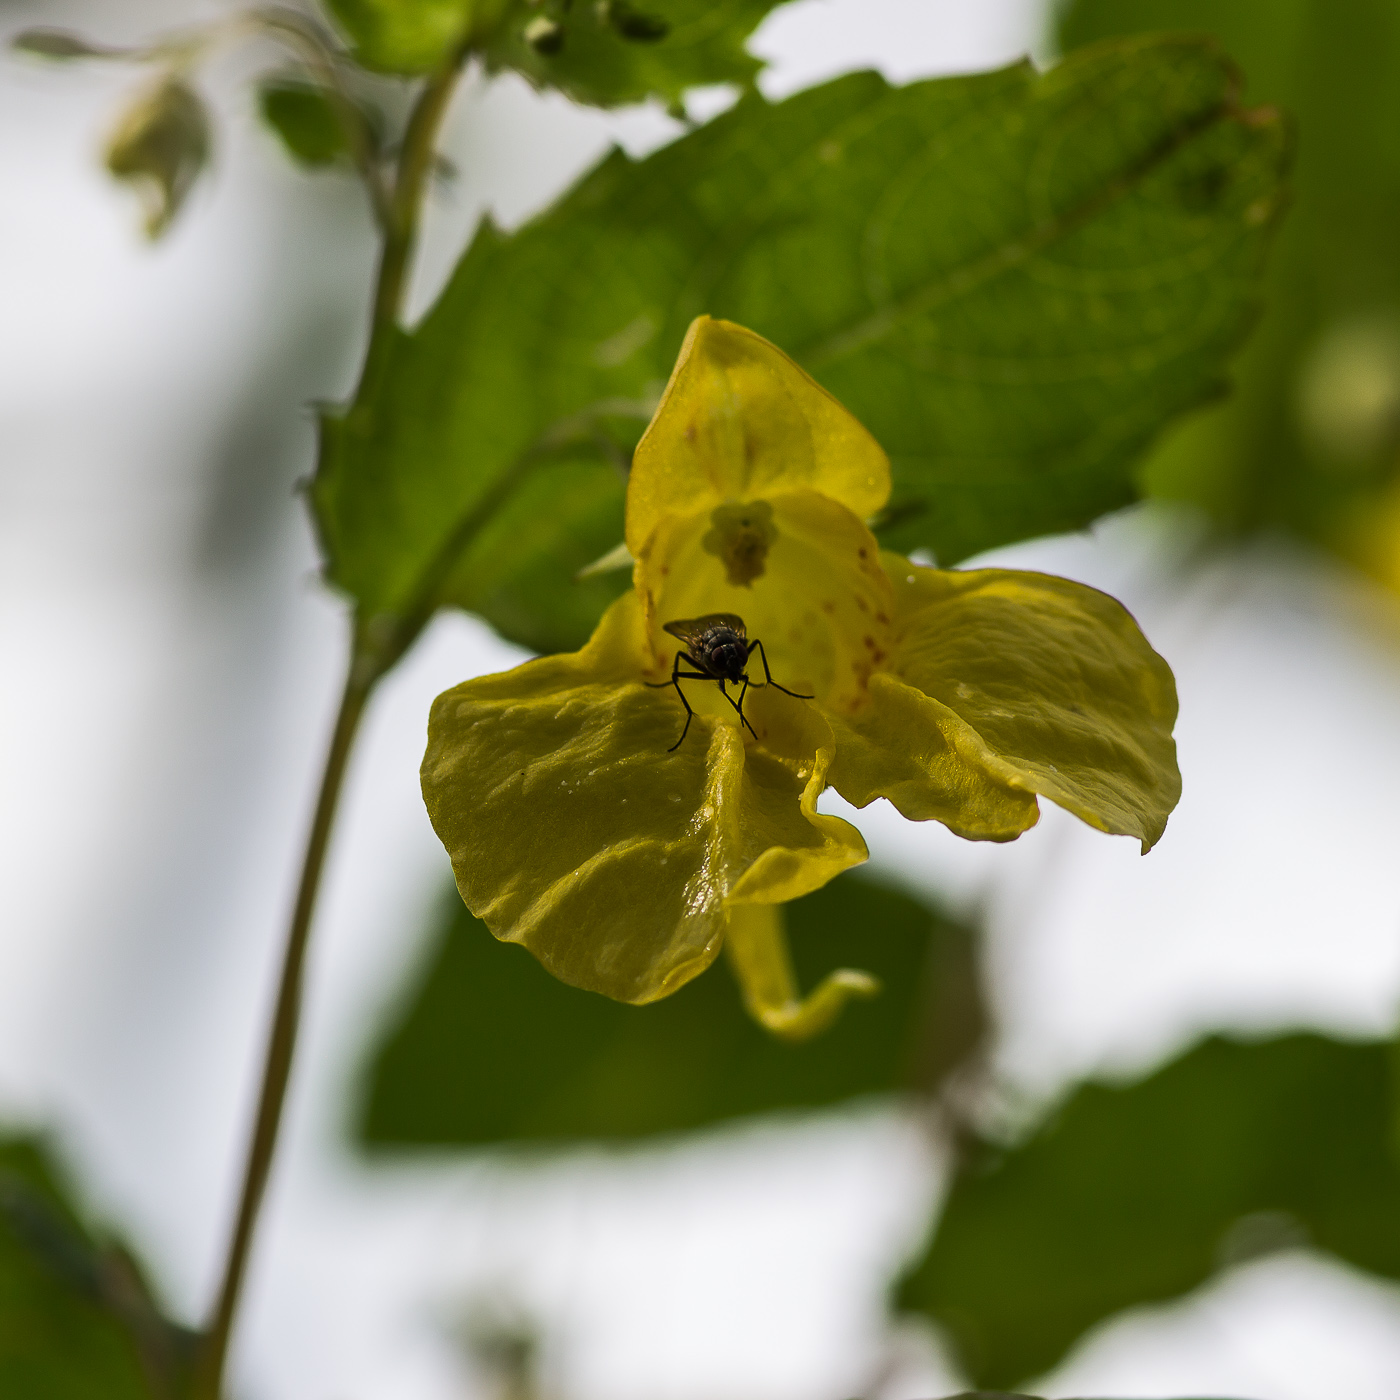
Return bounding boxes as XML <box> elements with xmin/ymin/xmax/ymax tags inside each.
<box><xmin>698</xmin><ymin>627</ymin><xmax>748</xmax><ymax>682</ymax></box>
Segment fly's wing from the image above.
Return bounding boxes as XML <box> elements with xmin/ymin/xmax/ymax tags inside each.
<box><xmin>662</xmin><ymin>613</ymin><xmax>747</xmax><ymax>646</ymax></box>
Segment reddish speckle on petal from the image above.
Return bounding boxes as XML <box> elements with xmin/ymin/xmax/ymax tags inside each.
<box><xmin>857</xmin><ymin>547</ymin><xmax>868</xmax><ymax>559</ymax></box>
<box><xmin>855</xmin><ymin>596</ymin><xmax>869</xmax><ymax>613</ymax></box>
<box><xmin>821</xmin><ymin>600</ymin><xmax>836</xmax><ymax>615</ymax></box>
<box><xmin>875</xmin><ymin>611</ymin><xmax>889</xmax><ymax>625</ymax></box>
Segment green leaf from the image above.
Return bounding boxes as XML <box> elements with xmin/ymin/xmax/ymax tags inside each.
<box><xmin>898</xmin><ymin>1034</ymin><xmax>1400</xmax><ymax>1390</ymax></box>
<box><xmin>258</xmin><ymin>79</ymin><xmax>351</xmax><ymax>168</ymax></box>
<box><xmin>360</xmin><ymin>871</ymin><xmax>985</xmax><ymax>1146</ymax></box>
<box><xmin>314</xmin><ymin>37</ymin><xmax>1287</xmax><ymax>659</ymax></box>
<box><xmin>481</xmin><ymin>0</ymin><xmax>781</xmax><ymax>109</ymax></box>
<box><xmin>1056</xmin><ymin>0</ymin><xmax>1400</xmax><ymax>580</ymax></box>
<box><xmin>104</xmin><ymin>77</ymin><xmax>211</xmax><ymax>239</ymax></box>
<box><xmin>11</xmin><ymin>29</ymin><xmax>125</xmax><ymax>60</ymax></box>
<box><xmin>0</xmin><ymin>1136</ymin><xmax>192</xmax><ymax>1399</ymax></box>
<box><xmin>319</xmin><ymin>0</ymin><xmax>486</xmax><ymax>73</ymax></box>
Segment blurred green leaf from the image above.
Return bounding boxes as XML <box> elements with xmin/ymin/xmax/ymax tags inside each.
<box><xmin>11</xmin><ymin>29</ymin><xmax>125</xmax><ymax>60</ymax></box>
<box><xmin>104</xmin><ymin>77</ymin><xmax>211</xmax><ymax>239</ymax></box>
<box><xmin>898</xmin><ymin>1034</ymin><xmax>1400</xmax><ymax>1391</ymax></box>
<box><xmin>482</xmin><ymin>0</ymin><xmax>780</xmax><ymax>109</ymax></box>
<box><xmin>314</xmin><ymin>38</ymin><xmax>1287</xmax><ymax>658</ymax></box>
<box><xmin>1057</xmin><ymin>0</ymin><xmax>1400</xmax><ymax>587</ymax></box>
<box><xmin>360</xmin><ymin>871</ymin><xmax>983</xmax><ymax>1147</ymax></box>
<box><xmin>320</xmin><ymin>0</ymin><xmax>485</xmax><ymax>73</ymax></box>
<box><xmin>258</xmin><ymin>79</ymin><xmax>351</xmax><ymax>168</ymax></box>
<box><xmin>0</xmin><ymin>1136</ymin><xmax>191</xmax><ymax>1399</ymax></box>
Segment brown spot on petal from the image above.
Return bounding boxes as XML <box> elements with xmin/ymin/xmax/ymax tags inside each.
<box><xmin>875</xmin><ymin>611</ymin><xmax>889</xmax><ymax>625</ymax></box>
<box><xmin>821</xmin><ymin>600</ymin><xmax>835</xmax><ymax>615</ymax></box>
<box><xmin>855</xmin><ymin>596</ymin><xmax>869</xmax><ymax>613</ymax></box>
<box><xmin>702</xmin><ymin>499</ymin><xmax>777</xmax><ymax>587</ymax></box>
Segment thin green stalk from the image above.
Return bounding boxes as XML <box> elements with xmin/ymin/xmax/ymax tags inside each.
<box><xmin>193</xmin><ymin>58</ymin><xmax>465</xmax><ymax>1400</ymax></box>
<box><xmin>360</xmin><ymin>61</ymin><xmax>464</xmax><ymax>393</ymax></box>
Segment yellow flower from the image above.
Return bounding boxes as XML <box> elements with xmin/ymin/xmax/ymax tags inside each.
<box><xmin>422</xmin><ymin>318</ymin><xmax>1180</xmax><ymax>1038</ymax></box>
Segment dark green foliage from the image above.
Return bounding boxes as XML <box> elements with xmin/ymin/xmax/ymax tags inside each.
<box><xmin>361</xmin><ymin>871</ymin><xmax>983</xmax><ymax>1147</ymax></box>
<box><xmin>0</xmin><ymin>1136</ymin><xmax>190</xmax><ymax>1399</ymax></box>
<box><xmin>259</xmin><ymin>79</ymin><xmax>351</xmax><ymax>168</ymax></box>
<box><xmin>1057</xmin><ymin>0</ymin><xmax>1400</xmax><ymax>550</ymax></box>
<box><xmin>314</xmin><ymin>38</ymin><xmax>1287</xmax><ymax>657</ymax></box>
<box><xmin>899</xmin><ymin>1034</ymin><xmax>1400</xmax><ymax>1390</ymax></box>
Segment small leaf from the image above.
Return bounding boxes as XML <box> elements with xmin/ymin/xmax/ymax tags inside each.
<box><xmin>258</xmin><ymin>78</ymin><xmax>350</xmax><ymax>168</ymax></box>
<box><xmin>483</xmin><ymin>0</ymin><xmax>779</xmax><ymax>108</ymax></box>
<box><xmin>104</xmin><ymin>77</ymin><xmax>211</xmax><ymax>238</ymax></box>
<box><xmin>898</xmin><ymin>1034</ymin><xmax>1400</xmax><ymax>1390</ymax></box>
<box><xmin>321</xmin><ymin>0</ymin><xmax>477</xmax><ymax>74</ymax></box>
<box><xmin>360</xmin><ymin>871</ymin><xmax>985</xmax><ymax>1146</ymax></box>
<box><xmin>11</xmin><ymin>29</ymin><xmax>123</xmax><ymax>60</ymax></box>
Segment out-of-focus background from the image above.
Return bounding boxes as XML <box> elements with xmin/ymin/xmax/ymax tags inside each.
<box><xmin>6</xmin><ymin>0</ymin><xmax>1400</xmax><ymax>1396</ymax></box>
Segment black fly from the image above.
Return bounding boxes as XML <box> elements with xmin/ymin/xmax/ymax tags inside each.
<box><xmin>646</xmin><ymin>613</ymin><xmax>813</xmax><ymax>752</ymax></box>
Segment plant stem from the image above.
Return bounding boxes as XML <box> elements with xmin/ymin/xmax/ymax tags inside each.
<box><xmin>192</xmin><ymin>663</ymin><xmax>370</xmax><ymax>1400</ymax></box>
<box><xmin>361</xmin><ymin>61</ymin><xmax>464</xmax><ymax>393</ymax></box>
<box><xmin>193</xmin><ymin>58</ymin><xmax>464</xmax><ymax>1400</ymax></box>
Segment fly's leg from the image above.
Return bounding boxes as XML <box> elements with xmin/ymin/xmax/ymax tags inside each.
<box><xmin>747</xmin><ymin>638</ymin><xmax>814</xmax><ymax>699</ymax></box>
<box><xmin>719</xmin><ymin>677</ymin><xmax>758</xmax><ymax>741</ymax></box>
<box><xmin>645</xmin><ymin>653</ymin><xmax>711</xmax><ymax>751</ymax></box>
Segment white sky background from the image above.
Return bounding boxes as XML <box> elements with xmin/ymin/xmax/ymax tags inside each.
<box><xmin>4</xmin><ymin>1</ymin><xmax>1400</xmax><ymax>1398</ymax></box>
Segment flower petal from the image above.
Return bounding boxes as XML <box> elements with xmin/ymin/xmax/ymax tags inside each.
<box><xmin>832</xmin><ymin>558</ymin><xmax>1181</xmax><ymax>852</ymax></box>
<box><xmin>626</xmin><ymin>317</ymin><xmax>890</xmax><ymax>555</ymax></box>
<box><xmin>723</xmin><ymin>902</ymin><xmax>880</xmax><ymax>1043</ymax></box>
<box><xmin>420</xmin><ymin>592</ymin><xmax>868</xmax><ymax>1004</ymax></box>
<box><xmin>826</xmin><ymin>672</ymin><xmax>1042</xmax><ymax>841</ymax></box>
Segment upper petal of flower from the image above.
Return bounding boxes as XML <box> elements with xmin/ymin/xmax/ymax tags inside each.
<box><xmin>625</xmin><ymin>316</ymin><xmax>891</xmax><ymax>557</ymax></box>
<box><xmin>829</xmin><ymin>556</ymin><xmax>1181</xmax><ymax>852</ymax></box>
<box><xmin>420</xmin><ymin>591</ymin><xmax>868</xmax><ymax>1004</ymax></box>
